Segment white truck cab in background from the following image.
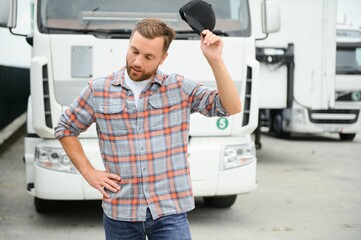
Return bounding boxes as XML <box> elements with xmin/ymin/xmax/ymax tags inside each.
<box><xmin>255</xmin><ymin>0</ymin><xmax>361</xmax><ymax>146</ymax></box>
<box><xmin>0</xmin><ymin>0</ymin><xmax>279</xmax><ymax>212</ymax></box>
<box><xmin>334</xmin><ymin>24</ymin><xmax>361</xmax><ymax>140</ymax></box>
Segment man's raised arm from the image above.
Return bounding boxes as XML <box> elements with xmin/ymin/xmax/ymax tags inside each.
<box><xmin>200</xmin><ymin>29</ymin><xmax>242</xmax><ymax>115</ymax></box>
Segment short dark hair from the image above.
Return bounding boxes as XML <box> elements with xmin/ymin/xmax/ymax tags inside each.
<box><xmin>131</xmin><ymin>18</ymin><xmax>176</xmax><ymax>53</ymax></box>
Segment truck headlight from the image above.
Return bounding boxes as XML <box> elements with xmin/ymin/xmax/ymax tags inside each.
<box><xmin>351</xmin><ymin>91</ymin><xmax>361</xmax><ymax>101</ymax></box>
<box><xmin>222</xmin><ymin>143</ymin><xmax>255</xmax><ymax>170</ymax></box>
<box><xmin>35</xmin><ymin>146</ymin><xmax>77</xmax><ymax>174</ymax></box>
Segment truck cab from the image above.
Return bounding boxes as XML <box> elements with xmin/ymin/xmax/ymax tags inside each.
<box><xmin>334</xmin><ymin>25</ymin><xmax>361</xmax><ymax>140</ymax></box>
<box><xmin>256</xmin><ymin>0</ymin><xmax>361</xmax><ymax>143</ymax></box>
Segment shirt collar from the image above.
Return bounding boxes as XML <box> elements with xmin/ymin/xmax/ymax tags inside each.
<box><xmin>111</xmin><ymin>66</ymin><xmax>166</xmax><ymax>87</ymax></box>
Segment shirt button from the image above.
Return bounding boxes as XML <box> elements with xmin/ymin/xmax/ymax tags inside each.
<box><xmin>140</xmin><ymin>147</ymin><xmax>145</xmax><ymax>151</ymax></box>
<box><xmin>138</xmin><ymin>127</ymin><xmax>142</xmax><ymax>132</ymax></box>
<box><xmin>133</xmin><ymin>110</ymin><xmax>137</xmax><ymax>113</ymax></box>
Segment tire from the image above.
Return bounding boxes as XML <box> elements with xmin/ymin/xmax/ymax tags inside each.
<box><xmin>272</xmin><ymin>113</ymin><xmax>290</xmax><ymax>139</ymax></box>
<box><xmin>34</xmin><ymin>197</ymin><xmax>54</xmax><ymax>213</ymax></box>
<box><xmin>203</xmin><ymin>195</ymin><xmax>237</xmax><ymax>208</ymax></box>
<box><xmin>339</xmin><ymin>133</ymin><xmax>356</xmax><ymax>141</ymax></box>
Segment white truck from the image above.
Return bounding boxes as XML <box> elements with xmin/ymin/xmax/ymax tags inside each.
<box><xmin>255</xmin><ymin>0</ymin><xmax>361</xmax><ymax>145</ymax></box>
<box><xmin>334</xmin><ymin>24</ymin><xmax>361</xmax><ymax>140</ymax></box>
<box><xmin>1</xmin><ymin>0</ymin><xmax>279</xmax><ymax>211</ymax></box>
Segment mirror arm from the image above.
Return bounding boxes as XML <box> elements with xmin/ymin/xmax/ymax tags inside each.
<box><xmin>9</xmin><ymin>27</ymin><xmax>28</xmax><ymax>37</ymax></box>
<box><xmin>256</xmin><ymin>33</ymin><xmax>269</xmax><ymax>41</ymax></box>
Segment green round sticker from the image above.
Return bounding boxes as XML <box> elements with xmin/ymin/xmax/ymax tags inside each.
<box><xmin>216</xmin><ymin>118</ymin><xmax>229</xmax><ymax>130</ymax></box>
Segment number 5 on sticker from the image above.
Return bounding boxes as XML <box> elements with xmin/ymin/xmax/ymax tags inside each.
<box><xmin>216</xmin><ymin>118</ymin><xmax>229</xmax><ymax>130</ymax></box>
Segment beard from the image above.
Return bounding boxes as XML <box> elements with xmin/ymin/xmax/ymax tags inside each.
<box><xmin>126</xmin><ymin>60</ymin><xmax>157</xmax><ymax>82</ymax></box>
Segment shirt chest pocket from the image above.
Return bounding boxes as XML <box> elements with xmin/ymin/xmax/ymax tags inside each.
<box><xmin>147</xmin><ymin>92</ymin><xmax>184</xmax><ymax>130</ymax></box>
<box><xmin>97</xmin><ymin>101</ymin><xmax>128</xmax><ymax>136</ymax></box>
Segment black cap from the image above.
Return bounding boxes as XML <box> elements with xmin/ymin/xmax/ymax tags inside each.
<box><xmin>179</xmin><ymin>0</ymin><xmax>216</xmax><ymax>35</ymax></box>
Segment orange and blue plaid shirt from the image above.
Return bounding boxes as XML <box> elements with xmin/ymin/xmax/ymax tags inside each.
<box><xmin>55</xmin><ymin>67</ymin><xmax>229</xmax><ymax>221</ymax></box>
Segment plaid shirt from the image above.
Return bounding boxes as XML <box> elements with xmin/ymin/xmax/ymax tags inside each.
<box><xmin>55</xmin><ymin>67</ymin><xmax>229</xmax><ymax>221</ymax></box>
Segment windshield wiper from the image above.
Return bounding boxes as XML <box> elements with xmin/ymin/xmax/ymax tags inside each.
<box><xmin>175</xmin><ymin>30</ymin><xmax>200</xmax><ymax>39</ymax></box>
<box><xmin>337</xmin><ymin>66</ymin><xmax>361</xmax><ymax>74</ymax></box>
<box><xmin>91</xmin><ymin>29</ymin><xmax>133</xmax><ymax>39</ymax></box>
<box><xmin>175</xmin><ymin>30</ymin><xmax>229</xmax><ymax>40</ymax></box>
<box><xmin>46</xmin><ymin>27</ymin><xmax>132</xmax><ymax>38</ymax></box>
<box><xmin>343</xmin><ymin>70</ymin><xmax>361</xmax><ymax>74</ymax></box>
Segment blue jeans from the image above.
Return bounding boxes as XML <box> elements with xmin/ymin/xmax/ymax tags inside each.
<box><xmin>103</xmin><ymin>209</ymin><xmax>192</xmax><ymax>240</ymax></box>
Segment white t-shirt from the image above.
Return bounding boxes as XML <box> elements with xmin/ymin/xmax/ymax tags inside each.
<box><xmin>124</xmin><ymin>70</ymin><xmax>152</xmax><ymax>108</ymax></box>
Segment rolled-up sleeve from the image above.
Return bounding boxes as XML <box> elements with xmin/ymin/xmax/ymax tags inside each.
<box><xmin>182</xmin><ymin>77</ymin><xmax>230</xmax><ymax>117</ymax></box>
<box><xmin>54</xmin><ymin>81</ymin><xmax>95</xmax><ymax>139</ymax></box>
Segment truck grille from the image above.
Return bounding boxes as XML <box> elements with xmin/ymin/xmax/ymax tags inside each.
<box><xmin>308</xmin><ymin>109</ymin><xmax>359</xmax><ymax>124</ymax></box>
<box><xmin>242</xmin><ymin>67</ymin><xmax>252</xmax><ymax>126</ymax></box>
<box><xmin>42</xmin><ymin>65</ymin><xmax>53</xmax><ymax>128</ymax></box>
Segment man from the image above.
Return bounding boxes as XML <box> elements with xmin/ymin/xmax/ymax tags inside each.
<box><xmin>55</xmin><ymin>18</ymin><xmax>241</xmax><ymax>239</ymax></box>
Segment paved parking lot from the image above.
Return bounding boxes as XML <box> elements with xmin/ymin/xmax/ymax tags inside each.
<box><xmin>0</xmin><ymin>129</ymin><xmax>360</xmax><ymax>240</ymax></box>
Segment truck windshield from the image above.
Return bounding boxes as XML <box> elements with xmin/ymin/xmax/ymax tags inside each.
<box><xmin>336</xmin><ymin>45</ymin><xmax>361</xmax><ymax>75</ymax></box>
<box><xmin>38</xmin><ymin>0</ymin><xmax>250</xmax><ymax>37</ymax></box>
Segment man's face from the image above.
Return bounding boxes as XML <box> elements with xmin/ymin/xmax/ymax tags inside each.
<box><xmin>126</xmin><ymin>31</ymin><xmax>168</xmax><ymax>81</ymax></box>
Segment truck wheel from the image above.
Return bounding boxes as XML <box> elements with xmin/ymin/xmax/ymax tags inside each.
<box><xmin>203</xmin><ymin>195</ymin><xmax>237</xmax><ymax>208</ymax></box>
<box><xmin>34</xmin><ymin>197</ymin><xmax>54</xmax><ymax>213</ymax></box>
<box><xmin>272</xmin><ymin>114</ymin><xmax>290</xmax><ymax>139</ymax></box>
<box><xmin>339</xmin><ymin>133</ymin><xmax>356</xmax><ymax>141</ymax></box>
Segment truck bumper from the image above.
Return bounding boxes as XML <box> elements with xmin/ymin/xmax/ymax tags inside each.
<box><xmin>28</xmin><ymin>136</ymin><xmax>257</xmax><ymax>200</ymax></box>
<box><xmin>283</xmin><ymin>107</ymin><xmax>361</xmax><ymax>134</ymax></box>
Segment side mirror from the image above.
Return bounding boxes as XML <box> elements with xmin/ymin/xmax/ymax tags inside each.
<box><xmin>261</xmin><ymin>0</ymin><xmax>280</xmax><ymax>34</ymax></box>
<box><xmin>0</xmin><ymin>0</ymin><xmax>17</xmax><ymax>28</ymax></box>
